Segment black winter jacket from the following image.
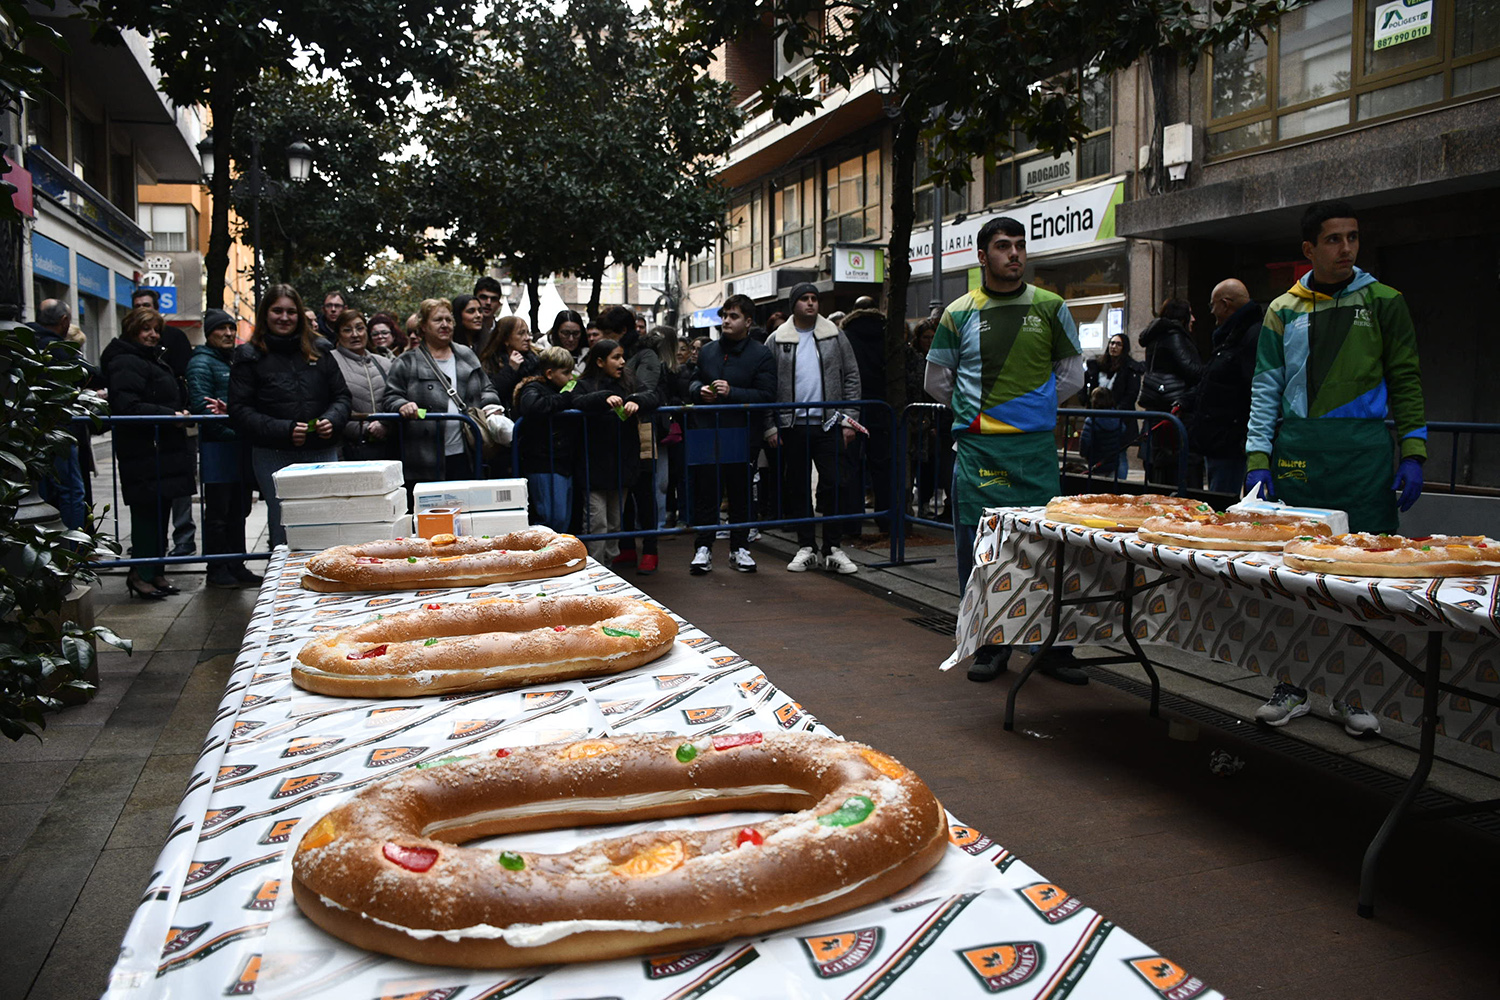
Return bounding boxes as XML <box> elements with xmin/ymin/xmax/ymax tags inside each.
<box><xmin>513</xmin><ymin>377</ymin><xmax>581</xmax><ymax>475</ymax></box>
<box><xmin>1137</xmin><ymin>319</ymin><xmax>1204</xmax><ymax>411</ymax></box>
<box><xmin>1186</xmin><ymin>301</ymin><xmax>1264</xmax><ymax>458</ymax></box>
<box><xmin>688</xmin><ymin>335</ymin><xmax>776</xmax><ymax>432</ymax></box>
<box><xmin>228</xmin><ymin>334</ymin><xmax>352</xmax><ymax>449</ymax></box>
<box><xmin>840</xmin><ymin>308</ymin><xmax>887</xmax><ymax>399</ymax></box>
<box><xmin>101</xmin><ymin>336</ymin><xmax>195</xmax><ymax>507</ymax></box>
<box><xmin>573</xmin><ymin>372</ymin><xmax>657</xmax><ymax>491</ymax></box>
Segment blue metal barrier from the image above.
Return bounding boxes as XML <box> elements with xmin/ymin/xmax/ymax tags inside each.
<box><xmin>74</xmin><ymin>411</ymin><xmax>486</xmax><ymax>570</ymax></box>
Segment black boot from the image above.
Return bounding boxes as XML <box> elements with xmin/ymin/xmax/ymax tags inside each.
<box><xmin>967</xmin><ymin>645</ymin><xmax>1011</xmax><ymax>682</ymax></box>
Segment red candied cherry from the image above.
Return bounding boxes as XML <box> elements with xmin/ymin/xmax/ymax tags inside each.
<box><xmin>494</xmin><ymin>748</ymin><xmax>511</xmax><ymax>758</ymax></box>
<box><xmin>736</xmin><ymin>828</ymin><xmax>764</xmax><ymax>847</ymax></box>
<box><xmin>347</xmin><ymin>644</ymin><xmax>389</xmax><ymax>660</ymax></box>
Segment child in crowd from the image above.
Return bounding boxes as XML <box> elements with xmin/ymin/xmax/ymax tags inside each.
<box><xmin>572</xmin><ymin>338</ymin><xmax>658</xmax><ymax>562</ymax></box>
<box><xmin>1080</xmin><ymin>386</ymin><xmax>1130</xmax><ymax>481</ymax></box>
<box><xmin>512</xmin><ymin>347</ymin><xmax>581</xmax><ymax>532</ymax></box>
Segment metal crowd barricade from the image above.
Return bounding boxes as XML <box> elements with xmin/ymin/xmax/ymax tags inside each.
<box><xmin>76</xmin><ymin>411</ymin><xmax>485</xmax><ymax>571</ymax></box>
<box><xmin>510</xmin><ymin>400</ymin><xmax>896</xmax><ymax>546</ymax></box>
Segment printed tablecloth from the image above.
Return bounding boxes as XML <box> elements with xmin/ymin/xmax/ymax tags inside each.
<box><xmin>953</xmin><ymin>508</ymin><xmax>1500</xmax><ymax>749</ymax></box>
<box><xmin>105</xmin><ymin>548</ymin><xmax>1223</xmax><ymax>1000</ymax></box>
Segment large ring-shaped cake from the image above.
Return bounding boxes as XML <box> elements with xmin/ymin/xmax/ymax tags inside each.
<box><xmin>293</xmin><ymin>595</ymin><xmax>678</xmax><ymax>697</ymax></box>
<box><xmin>300</xmin><ymin>528</ymin><xmax>588</xmax><ymax>592</ymax></box>
<box><xmin>291</xmin><ymin>733</ymin><xmax>948</xmax><ymax>967</ymax></box>
<box><xmin>1138</xmin><ymin>511</ymin><xmax>1333</xmax><ymax>550</ymax></box>
<box><xmin>1044</xmin><ymin>493</ymin><xmax>1203</xmax><ymax>530</ymax></box>
<box><xmin>1282</xmin><ymin>533</ymin><xmax>1500</xmax><ymax>577</ymax></box>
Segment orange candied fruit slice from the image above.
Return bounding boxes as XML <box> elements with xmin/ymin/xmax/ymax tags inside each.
<box><xmin>861</xmin><ymin>749</ymin><xmax>907</xmax><ymax>779</ymax></box>
<box><xmin>431</xmin><ymin>533</ymin><xmax>457</xmax><ymax>546</ymax></box>
<box><xmin>611</xmin><ymin>839</ymin><xmax>685</xmax><ymax>878</ymax></box>
<box><xmin>298</xmin><ymin>815</ymin><xmax>337</xmax><ymax>853</ymax></box>
<box><xmin>559</xmin><ymin>740</ymin><xmax>617</xmax><ymax>760</ymax></box>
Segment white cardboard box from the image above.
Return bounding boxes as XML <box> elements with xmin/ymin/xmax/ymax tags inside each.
<box><xmin>412</xmin><ymin>478</ymin><xmax>527</xmax><ymax>512</ymax></box>
<box><xmin>1227</xmin><ymin>497</ymin><xmax>1350</xmax><ymax>536</ymax></box>
<box><xmin>280</xmin><ymin>487</ymin><xmax>406</xmax><ymax>526</ymax></box>
<box><xmin>273</xmin><ymin>460</ymin><xmax>404</xmax><ymax>499</ymax></box>
<box><xmin>395</xmin><ymin>508</ymin><xmax>530</xmax><ymax>538</ymax></box>
<box><xmin>286</xmin><ymin>518</ymin><xmax>406</xmax><ymax>551</ymax></box>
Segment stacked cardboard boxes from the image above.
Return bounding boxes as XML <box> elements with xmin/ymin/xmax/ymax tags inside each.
<box><xmin>272</xmin><ymin>461</ymin><xmax>406</xmax><ymax>550</ymax></box>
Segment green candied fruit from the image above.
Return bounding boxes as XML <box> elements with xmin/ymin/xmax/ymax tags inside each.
<box><xmin>675</xmin><ymin>743</ymin><xmax>698</xmax><ymax>763</ymax></box>
<box><xmin>498</xmin><ymin>851</ymin><xmax>526</xmax><ymax>871</ymax></box>
<box><xmin>415</xmin><ymin>755</ymin><xmax>468</xmax><ymax>770</ymax></box>
<box><xmin>817</xmin><ymin>794</ymin><xmax>875</xmax><ymax>828</ymax></box>
<box><xmin>407</xmin><ymin>556</ymin><xmax>418</xmax><ymax>563</ymax></box>
<box><xmin>1422</xmin><ymin>546</ymin><xmax>1431</xmax><ymax>551</ymax></box>
<box><xmin>482</xmin><ymin>535</ymin><xmax>491</xmax><ymax>539</ymax></box>
<box><xmin>1298</xmin><ymin>536</ymin><xmax>1313</xmax><ymax>540</ymax></box>
<box><xmin>1197</xmin><ymin>504</ymin><xmax>1210</xmax><ymax>512</ymax></box>
<box><xmin>601</xmin><ymin>626</ymin><xmax>641</xmax><ymax>638</ymax></box>
<box><xmin>424</xmin><ymin>638</ymin><xmax>439</xmax><ymax>646</ymax></box>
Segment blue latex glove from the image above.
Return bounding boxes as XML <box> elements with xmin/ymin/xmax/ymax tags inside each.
<box><xmin>1244</xmin><ymin>469</ymin><xmax>1273</xmax><ymax>500</ymax></box>
<box><xmin>1393</xmin><ymin>457</ymin><xmax>1423</xmax><ymax>512</ymax></box>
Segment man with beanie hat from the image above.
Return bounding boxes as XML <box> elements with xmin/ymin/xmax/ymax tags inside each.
<box><xmin>767</xmin><ymin>283</ymin><xmax>863</xmax><ymax>574</ymax></box>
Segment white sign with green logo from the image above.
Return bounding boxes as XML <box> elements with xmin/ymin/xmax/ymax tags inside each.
<box><xmin>1373</xmin><ymin>0</ymin><xmax>1433</xmax><ymax>50</ymax></box>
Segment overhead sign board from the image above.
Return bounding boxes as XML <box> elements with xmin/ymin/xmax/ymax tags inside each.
<box><xmin>908</xmin><ymin>178</ymin><xmax>1125</xmax><ymax>273</ymax></box>
<box><xmin>832</xmin><ymin>246</ymin><xmax>885</xmax><ymax>283</ymax></box>
<box><xmin>1020</xmin><ymin>150</ymin><xmax>1078</xmax><ymax>195</ymax></box>
<box><xmin>726</xmin><ymin>270</ymin><xmax>775</xmax><ymax>301</ymax></box>
<box><xmin>31</xmin><ymin>233</ymin><xmax>69</xmax><ymax>283</ymax></box>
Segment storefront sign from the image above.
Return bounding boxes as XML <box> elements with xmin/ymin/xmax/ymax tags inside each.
<box><xmin>909</xmin><ymin>178</ymin><xmax>1125</xmax><ymax>273</ymax></box>
<box><xmin>156</xmin><ymin>287</ymin><xmax>179</xmax><ymax>314</ymax></box>
<box><xmin>76</xmin><ymin>254</ymin><xmax>110</xmax><ymax>299</ymax></box>
<box><xmin>832</xmin><ymin>246</ymin><xmax>885</xmax><ymax>283</ymax></box>
<box><xmin>726</xmin><ymin>270</ymin><xmax>775</xmax><ymax>300</ymax></box>
<box><xmin>115</xmin><ymin>272</ymin><xmax>135</xmax><ymax>304</ymax></box>
<box><xmin>31</xmin><ymin>233</ymin><xmax>69</xmax><ymax>283</ymax></box>
<box><xmin>1020</xmin><ymin>150</ymin><xmax>1077</xmax><ymax>195</ymax></box>
<box><xmin>5</xmin><ymin>156</ymin><xmax>33</xmax><ymax>217</ymax></box>
<box><xmin>1373</xmin><ymin>0</ymin><xmax>1432</xmax><ymax>49</ymax></box>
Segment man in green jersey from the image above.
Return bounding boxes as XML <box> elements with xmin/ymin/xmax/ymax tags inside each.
<box><xmin>925</xmin><ymin>217</ymin><xmax>1086</xmax><ymax>683</ymax></box>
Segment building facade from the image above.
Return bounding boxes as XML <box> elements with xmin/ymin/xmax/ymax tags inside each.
<box><xmin>135</xmin><ymin>180</ymin><xmax>257</xmax><ymax>340</ymax></box>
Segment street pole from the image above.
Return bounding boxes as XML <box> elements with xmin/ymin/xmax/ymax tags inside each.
<box><xmin>928</xmin><ymin>183</ymin><xmax>944</xmax><ymax>317</ymax></box>
<box><xmin>250</xmin><ymin>137</ymin><xmax>263</xmax><ymax>307</ymax></box>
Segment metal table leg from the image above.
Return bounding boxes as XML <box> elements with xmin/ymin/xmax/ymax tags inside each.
<box><xmin>1003</xmin><ymin>539</ymin><xmax>1066</xmax><ymax>732</ymax></box>
<box><xmin>1357</xmin><ymin>630</ymin><xmax>1441</xmax><ymax>918</ymax></box>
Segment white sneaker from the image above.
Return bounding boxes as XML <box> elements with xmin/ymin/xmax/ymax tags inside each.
<box><xmin>748</xmin><ymin>528</ymin><xmax>762</xmax><ymax>542</ymax></box>
<box><xmin>1331</xmin><ymin>699</ymin><xmax>1381</xmax><ymax>737</ymax></box>
<box><xmin>787</xmin><ymin>547</ymin><xmax>819</xmax><ymax>572</ymax></box>
<box><xmin>689</xmin><ymin>546</ymin><xmax>712</xmax><ymax>575</ymax></box>
<box><xmin>824</xmin><ymin>547</ymin><xmax>858</xmax><ymax>575</ymax></box>
<box><xmin>730</xmin><ymin>548</ymin><xmax>757</xmax><ymax>573</ymax></box>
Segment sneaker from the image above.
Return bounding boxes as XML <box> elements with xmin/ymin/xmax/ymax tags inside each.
<box><xmin>1035</xmin><ymin>646</ymin><xmax>1088</xmax><ymax>685</ymax></box>
<box><xmin>1331</xmin><ymin>699</ymin><xmax>1381</xmax><ymax>737</ymax></box>
<box><xmin>967</xmin><ymin>645</ymin><xmax>1011</xmax><ymax>682</ymax></box>
<box><xmin>729</xmin><ymin>548</ymin><xmax>757</xmax><ymax>573</ymax></box>
<box><xmin>1256</xmin><ymin>682</ymin><xmax>1310</xmax><ymax>726</ymax></box>
<box><xmin>690</xmin><ymin>547</ymin><xmax>713</xmax><ymax>575</ymax></box>
<box><xmin>637</xmin><ymin>554</ymin><xmax>658</xmax><ymax>575</ymax></box>
<box><xmin>611</xmin><ymin>551</ymin><xmax>637</xmax><ymax>567</ymax></box>
<box><xmin>748</xmin><ymin>528</ymin><xmax>762</xmax><ymax>542</ymax></box>
<box><xmin>824</xmin><ymin>547</ymin><xmax>858</xmax><ymax>575</ymax></box>
<box><xmin>787</xmin><ymin>547</ymin><xmax>820</xmax><ymax>572</ymax></box>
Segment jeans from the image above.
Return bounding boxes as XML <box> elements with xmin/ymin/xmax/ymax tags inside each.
<box><xmin>1205</xmin><ymin>456</ymin><xmax>1246</xmax><ymax>495</ymax></box>
<box><xmin>40</xmin><ymin>444</ymin><xmax>87</xmax><ymax>530</ymax></box>
<box><xmin>170</xmin><ymin>495</ymin><xmax>197</xmax><ymax>556</ymax></box>
<box><xmin>528</xmin><ymin>473</ymin><xmax>572</xmax><ymax>532</ymax></box>
<box><xmin>252</xmin><ymin>445</ymin><xmax>338</xmax><ymax>548</ymax></box>
<box><xmin>586</xmin><ymin>489</ymin><xmax>623</xmax><ymax>563</ymax></box>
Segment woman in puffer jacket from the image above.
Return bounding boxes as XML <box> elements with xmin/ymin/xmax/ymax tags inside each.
<box><xmin>185</xmin><ymin>308</ymin><xmax>259</xmax><ymax>588</ymax></box>
<box><xmin>1135</xmin><ymin>298</ymin><xmax>1204</xmax><ymax>486</ymax></box>
<box><xmin>329</xmin><ymin>308</ymin><xmax>395</xmax><ymax>462</ymax></box>
<box><xmin>229</xmin><ymin>284</ymin><xmax>351</xmax><ymax>547</ymax></box>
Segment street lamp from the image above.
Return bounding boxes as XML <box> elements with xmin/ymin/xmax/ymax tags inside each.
<box><xmin>196</xmin><ymin>132</ymin><xmax>312</xmax><ymax>307</ymax></box>
<box><xmin>196</xmin><ymin>135</ymin><xmax>215</xmax><ymax>181</ymax></box>
<box><xmin>286</xmin><ymin>141</ymin><xmax>313</xmax><ymax>183</ymax></box>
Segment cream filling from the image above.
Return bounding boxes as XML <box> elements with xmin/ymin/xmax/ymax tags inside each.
<box><xmin>421</xmin><ymin>785</ymin><xmax>812</xmax><ymax>836</ymax></box>
<box><xmin>318</xmin><ymin>852</ymin><xmax>902</xmax><ymax>946</ymax></box>
<box><xmin>295</xmin><ymin>647</ymin><xmax>646</xmax><ymax>685</ymax></box>
<box><xmin>1142</xmin><ymin>529</ymin><xmax>1285</xmax><ymax>550</ymax></box>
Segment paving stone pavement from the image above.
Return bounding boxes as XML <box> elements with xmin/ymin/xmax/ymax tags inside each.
<box><xmin>3</xmin><ymin>536</ymin><xmax>1497</xmax><ymax>999</ymax></box>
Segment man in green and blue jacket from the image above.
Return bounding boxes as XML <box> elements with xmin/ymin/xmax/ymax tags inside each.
<box><xmin>1245</xmin><ymin>201</ymin><xmax>1426</xmax><ymax>533</ymax></box>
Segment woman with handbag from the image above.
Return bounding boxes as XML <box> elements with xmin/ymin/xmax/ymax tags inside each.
<box><xmin>1135</xmin><ymin>299</ymin><xmax>1205</xmax><ymax>486</ymax></box>
<box><xmin>384</xmin><ymin>298</ymin><xmax>503</xmax><ymax>500</ymax></box>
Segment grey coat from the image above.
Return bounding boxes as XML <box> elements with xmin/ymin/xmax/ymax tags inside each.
<box><xmin>766</xmin><ymin>314</ymin><xmax>861</xmax><ymax>432</ymax></box>
<box><xmin>332</xmin><ymin>346</ymin><xmax>393</xmax><ymax>444</ymax></box>
<box><xmin>383</xmin><ymin>343</ymin><xmax>500</xmax><ymax>482</ymax></box>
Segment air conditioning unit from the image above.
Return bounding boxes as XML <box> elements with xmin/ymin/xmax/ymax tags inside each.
<box><xmin>1163</xmin><ymin>123</ymin><xmax>1192</xmax><ymax>182</ymax></box>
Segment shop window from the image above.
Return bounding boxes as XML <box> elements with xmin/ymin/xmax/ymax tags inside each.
<box><xmin>724</xmin><ymin>189</ymin><xmax>763</xmax><ymax>277</ymax></box>
<box><xmin>823</xmin><ymin>147</ymin><xmax>881</xmax><ymax>245</ymax></box>
<box><xmin>772</xmin><ymin>163</ymin><xmax>816</xmax><ymax>263</ymax></box>
<box><xmin>1207</xmin><ymin>0</ymin><xmax>1500</xmax><ymax>156</ymax></box>
<box><xmin>137</xmin><ymin>203</ymin><xmax>194</xmax><ymax>253</ymax></box>
<box><xmin>688</xmin><ymin>246</ymin><xmax>716</xmax><ymax>286</ymax></box>
<box><xmin>985</xmin><ymin>73</ymin><xmax>1112</xmax><ymax>206</ymax></box>
<box><xmin>914</xmin><ymin>140</ymin><xmax>970</xmax><ymax>227</ymax></box>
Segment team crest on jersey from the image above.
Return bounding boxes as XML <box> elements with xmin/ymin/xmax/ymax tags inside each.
<box><xmin>259</xmin><ymin>819</ymin><xmax>301</xmax><ymax>844</ymax></box>
<box><xmin>1127</xmin><ymin>956</ymin><xmax>1208</xmax><ymax>998</ymax></box>
<box><xmin>801</xmin><ymin>928</ymin><xmax>882</xmax><ymax>978</ymax></box>
<box><xmin>217</xmin><ymin>765</ymin><xmax>255</xmax><ymax>782</ymax></box>
<box><xmin>600</xmin><ymin>698</ymin><xmax>642</xmax><ymax>716</ymax></box>
<box><xmin>283</xmin><ymin>736</ymin><xmax>342</xmax><ymax>757</ymax></box>
<box><xmin>186</xmin><ymin>857</ymin><xmax>228</xmax><ymax>884</ymax></box>
<box><xmin>642</xmin><ymin>947</ymin><xmax>722</xmax><ymax>979</ymax></box>
<box><xmin>738</xmin><ymin>674</ymin><xmax>769</xmax><ymax>695</ymax></box>
<box><xmin>449</xmin><ymin>719</ymin><xmax>503</xmax><ymax>739</ymax></box>
<box><xmin>244</xmin><ymin>878</ymin><xmax>280</xmax><ymax>911</ymax></box>
<box><xmin>1019</xmin><ymin>882</ymin><xmax>1083</xmax><ymax>923</ymax></box>
<box><xmin>957</xmin><ymin>941</ymin><xmax>1044</xmax><ymax>992</ymax></box>
<box><xmin>948</xmin><ymin>825</ymin><xmax>995</xmax><ymax>855</ymax></box>
<box><xmin>162</xmin><ymin>922</ymin><xmax>210</xmax><ymax>954</ymax></box>
<box><xmin>775</xmin><ymin>701</ymin><xmax>805</xmax><ymax>728</ymax></box>
<box><xmin>202</xmin><ymin>806</ymin><xmax>243</xmax><ymax>829</ymax></box>
<box><xmin>522</xmin><ymin>690</ymin><xmax>571</xmax><ymax>710</ymax></box>
<box><xmin>367</xmin><ymin>746</ymin><xmax>427</xmax><ymax>768</ymax></box>
<box><xmin>683</xmin><ymin>706</ymin><xmax>731</xmax><ymax>726</ymax></box>
<box><xmin>273</xmin><ymin>772</ymin><xmax>341</xmax><ymax>798</ymax></box>
<box><xmin>654</xmin><ymin>674</ymin><xmax>693</xmax><ymax>690</ymax></box>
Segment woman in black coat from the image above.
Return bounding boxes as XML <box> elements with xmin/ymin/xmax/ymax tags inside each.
<box><xmin>102</xmin><ymin>307</ymin><xmax>195</xmax><ymax>599</ymax></box>
<box><xmin>1136</xmin><ymin>299</ymin><xmax>1205</xmax><ymax>486</ymax></box>
<box><xmin>228</xmin><ymin>284</ymin><xmax>352</xmax><ymax>547</ymax></box>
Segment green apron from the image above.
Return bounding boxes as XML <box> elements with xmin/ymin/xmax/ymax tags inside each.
<box><xmin>955</xmin><ymin>430</ymin><xmax>1060</xmax><ymax>525</ymax></box>
<box><xmin>1272</xmin><ymin>417</ymin><xmax>1397</xmax><ymax>533</ymax></box>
